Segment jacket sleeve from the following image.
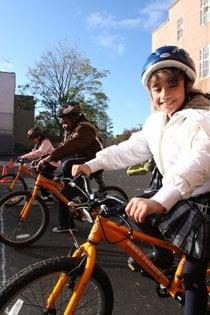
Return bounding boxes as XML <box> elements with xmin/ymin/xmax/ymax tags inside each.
<box><xmin>21</xmin><ymin>139</ymin><xmax>54</xmax><ymax>161</ymax></box>
<box><xmin>50</xmin><ymin>125</ymin><xmax>96</xmax><ymax>161</ymax></box>
<box><xmin>86</xmin><ymin>129</ymin><xmax>152</xmax><ymax>173</ymax></box>
<box><xmin>151</xmin><ymin>121</ymin><xmax>210</xmax><ymax>211</ymax></box>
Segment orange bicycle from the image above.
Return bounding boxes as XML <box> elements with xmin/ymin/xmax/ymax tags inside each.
<box><xmin>0</xmin><ymin>158</ymin><xmax>36</xmax><ymax>200</ymax></box>
<box><xmin>0</xmin><ymin>175</ymin><xmax>209</xmax><ymax>314</ymax></box>
<box><xmin>0</xmin><ymin>170</ymin><xmax>128</xmax><ymax>247</ymax></box>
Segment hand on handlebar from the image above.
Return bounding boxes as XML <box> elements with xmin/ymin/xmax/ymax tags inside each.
<box><xmin>125</xmin><ymin>197</ymin><xmax>166</xmax><ymax>224</ymax></box>
<box><xmin>37</xmin><ymin>157</ymin><xmax>48</xmax><ymax>172</ymax></box>
<box><xmin>17</xmin><ymin>157</ymin><xmax>27</xmax><ymax>164</ymax></box>
<box><xmin>72</xmin><ymin>164</ymin><xmax>92</xmax><ymax>177</ymax></box>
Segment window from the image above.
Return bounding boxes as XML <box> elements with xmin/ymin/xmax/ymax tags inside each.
<box><xmin>200</xmin><ymin>0</ymin><xmax>210</xmax><ymax>25</ymax></box>
<box><xmin>199</xmin><ymin>45</ymin><xmax>210</xmax><ymax>79</ymax></box>
<box><xmin>177</xmin><ymin>17</ymin><xmax>183</xmax><ymax>40</ymax></box>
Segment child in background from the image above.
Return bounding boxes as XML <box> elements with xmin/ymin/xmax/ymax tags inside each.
<box><xmin>20</xmin><ymin>127</ymin><xmax>58</xmax><ymax>201</ymax></box>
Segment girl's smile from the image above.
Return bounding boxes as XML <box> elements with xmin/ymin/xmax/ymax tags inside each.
<box><xmin>149</xmin><ymin>72</ymin><xmax>185</xmax><ymax>117</ymax></box>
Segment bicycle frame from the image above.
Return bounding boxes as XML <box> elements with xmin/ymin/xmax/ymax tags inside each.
<box><xmin>19</xmin><ymin>173</ymin><xmax>65</xmax><ymax>220</ymax></box>
<box><xmin>6</xmin><ymin>163</ymin><xmax>35</xmax><ymax>190</ymax></box>
<box><xmin>45</xmin><ymin>213</ymin><xmax>192</xmax><ymax>314</ymax></box>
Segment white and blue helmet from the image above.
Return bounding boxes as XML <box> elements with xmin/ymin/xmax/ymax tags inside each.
<box><xmin>141</xmin><ymin>45</ymin><xmax>196</xmax><ymax>87</ymax></box>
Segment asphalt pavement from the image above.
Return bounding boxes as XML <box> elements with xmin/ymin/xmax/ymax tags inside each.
<box><xmin>0</xmin><ymin>161</ymin><xmax>183</xmax><ymax>315</ymax></box>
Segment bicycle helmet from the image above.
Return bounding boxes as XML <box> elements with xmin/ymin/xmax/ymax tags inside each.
<box><xmin>27</xmin><ymin>127</ymin><xmax>43</xmax><ymax>139</ymax></box>
<box><xmin>141</xmin><ymin>45</ymin><xmax>196</xmax><ymax>87</ymax></box>
<box><xmin>58</xmin><ymin>102</ymin><xmax>81</xmax><ymax>118</ymax></box>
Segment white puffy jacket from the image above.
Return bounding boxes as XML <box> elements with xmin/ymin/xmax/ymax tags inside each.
<box><xmin>87</xmin><ymin>94</ymin><xmax>210</xmax><ymax>211</ymax></box>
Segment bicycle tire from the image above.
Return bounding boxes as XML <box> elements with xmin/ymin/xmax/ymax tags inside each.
<box><xmin>0</xmin><ymin>174</ymin><xmax>27</xmax><ymax>205</ymax></box>
<box><xmin>100</xmin><ymin>185</ymin><xmax>129</xmax><ymax>201</ymax></box>
<box><xmin>0</xmin><ymin>256</ymin><xmax>114</xmax><ymax>315</ymax></box>
<box><xmin>0</xmin><ymin>191</ymin><xmax>49</xmax><ymax>247</ymax></box>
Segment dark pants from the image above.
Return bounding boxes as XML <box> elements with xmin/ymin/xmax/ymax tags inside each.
<box><xmin>40</xmin><ymin>163</ymin><xmax>56</xmax><ymax>197</ymax></box>
<box><xmin>183</xmin><ymin>256</ymin><xmax>208</xmax><ymax>315</ymax></box>
<box><xmin>58</xmin><ymin>157</ymin><xmax>87</xmax><ymax>228</ymax></box>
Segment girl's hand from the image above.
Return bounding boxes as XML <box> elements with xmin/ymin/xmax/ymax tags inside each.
<box><xmin>125</xmin><ymin>197</ymin><xmax>166</xmax><ymax>223</ymax></box>
<box><xmin>72</xmin><ymin>164</ymin><xmax>92</xmax><ymax>177</ymax></box>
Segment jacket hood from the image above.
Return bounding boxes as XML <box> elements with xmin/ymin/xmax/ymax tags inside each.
<box><xmin>184</xmin><ymin>93</ymin><xmax>210</xmax><ymax>111</ymax></box>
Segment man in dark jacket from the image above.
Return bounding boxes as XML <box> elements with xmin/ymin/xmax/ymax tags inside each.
<box><xmin>39</xmin><ymin>102</ymin><xmax>103</xmax><ymax>232</ymax></box>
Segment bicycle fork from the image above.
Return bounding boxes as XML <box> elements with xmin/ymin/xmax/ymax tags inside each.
<box><xmin>19</xmin><ymin>185</ymin><xmax>40</xmax><ymax>221</ymax></box>
<box><xmin>46</xmin><ymin>243</ymin><xmax>97</xmax><ymax>315</ymax></box>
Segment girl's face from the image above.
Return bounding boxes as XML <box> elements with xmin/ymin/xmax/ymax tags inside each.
<box><xmin>31</xmin><ymin>137</ymin><xmax>39</xmax><ymax>144</ymax></box>
<box><xmin>149</xmin><ymin>71</ymin><xmax>185</xmax><ymax>117</ymax></box>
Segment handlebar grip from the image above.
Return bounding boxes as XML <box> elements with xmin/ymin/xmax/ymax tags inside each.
<box><xmin>145</xmin><ymin>214</ymin><xmax>161</xmax><ymax>227</ymax></box>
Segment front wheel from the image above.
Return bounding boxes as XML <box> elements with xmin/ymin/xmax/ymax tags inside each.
<box><xmin>0</xmin><ymin>174</ymin><xmax>27</xmax><ymax>205</ymax></box>
<box><xmin>0</xmin><ymin>256</ymin><xmax>114</xmax><ymax>315</ymax></box>
<box><xmin>0</xmin><ymin>191</ymin><xmax>49</xmax><ymax>247</ymax></box>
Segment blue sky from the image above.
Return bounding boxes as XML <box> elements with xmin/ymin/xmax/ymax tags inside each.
<box><xmin>0</xmin><ymin>0</ymin><xmax>173</xmax><ymax>135</ymax></box>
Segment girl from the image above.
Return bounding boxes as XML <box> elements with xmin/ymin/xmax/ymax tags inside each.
<box><xmin>20</xmin><ymin>127</ymin><xmax>58</xmax><ymax>200</ymax></box>
<box><xmin>72</xmin><ymin>46</ymin><xmax>210</xmax><ymax>315</ymax></box>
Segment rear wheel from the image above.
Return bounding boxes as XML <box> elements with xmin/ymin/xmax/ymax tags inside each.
<box><xmin>0</xmin><ymin>191</ymin><xmax>49</xmax><ymax>247</ymax></box>
<box><xmin>0</xmin><ymin>174</ymin><xmax>27</xmax><ymax>205</ymax></box>
<box><xmin>0</xmin><ymin>256</ymin><xmax>114</xmax><ymax>315</ymax></box>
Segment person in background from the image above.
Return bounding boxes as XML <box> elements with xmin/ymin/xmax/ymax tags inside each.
<box><xmin>38</xmin><ymin>102</ymin><xmax>103</xmax><ymax>232</ymax></box>
<box><xmin>20</xmin><ymin>127</ymin><xmax>58</xmax><ymax>201</ymax></box>
<box><xmin>72</xmin><ymin>46</ymin><xmax>210</xmax><ymax>315</ymax></box>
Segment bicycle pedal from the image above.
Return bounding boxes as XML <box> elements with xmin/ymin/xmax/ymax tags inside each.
<box><xmin>128</xmin><ymin>262</ymin><xmax>137</xmax><ymax>272</ymax></box>
<box><xmin>128</xmin><ymin>261</ymin><xmax>141</xmax><ymax>272</ymax></box>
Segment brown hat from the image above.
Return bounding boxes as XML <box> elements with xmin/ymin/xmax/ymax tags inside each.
<box><xmin>58</xmin><ymin>102</ymin><xmax>81</xmax><ymax>118</ymax></box>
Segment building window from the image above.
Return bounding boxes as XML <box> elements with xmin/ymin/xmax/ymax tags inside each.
<box><xmin>200</xmin><ymin>0</ymin><xmax>210</xmax><ymax>25</ymax></box>
<box><xmin>177</xmin><ymin>16</ymin><xmax>183</xmax><ymax>40</ymax></box>
<box><xmin>199</xmin><ymin>45</ymin><xmax>210</xmax><ymax>79</ymax></box>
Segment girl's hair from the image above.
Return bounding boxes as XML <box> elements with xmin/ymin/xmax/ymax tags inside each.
<box><xmin>148</xmin><ymin>67</ymin><xmax>210</xmax><ymax>102</ymax></box>
<box><xmin>148</xmin><ymin>67</ymin><xmax>190</xmax><ymax>89</ymax></box>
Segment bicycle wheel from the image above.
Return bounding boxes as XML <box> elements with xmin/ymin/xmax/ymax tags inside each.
<box><xmin>0</xmin><ymin>174</ymin><xmax>27</xmax><ymax>205</ymax></box>
<box><xmin>0</xmin><ymin>191</ymin><xmax>49</xmax><ymax>247</ymax></box>
<box><xmin>0</xmin><ymin>256</ymin><xmax>114</xmax><ymax>315</ymax></box>
<box><xmin>100</xmin><ymin>185</ymin><xmax>129</xmax><ymax>201</ymax></box>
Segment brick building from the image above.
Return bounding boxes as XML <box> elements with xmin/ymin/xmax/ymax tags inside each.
<box><xmin>152</xmin><ymin>0</ymin><xmax>210</xmax><ymax>92</ymax></box>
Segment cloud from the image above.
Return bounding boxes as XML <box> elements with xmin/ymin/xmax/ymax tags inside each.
<box><xmin>94</xmin><ymin>33</ymin><xmax>126</xmax><ymax>56</ymax></box>
<box><xmin>139</xmin><ymin>0</ymin><xmax>173</xmax><ymax>29</ymax></box>
<box><xmin>87</xmin><ymin>0</ymin><xmax>173</xmax><ymax>55</ymax></box>
<box><xmin>87</xmin><ymin>12</ymin><xmax>142</xmax><ymax>29</ymax></box>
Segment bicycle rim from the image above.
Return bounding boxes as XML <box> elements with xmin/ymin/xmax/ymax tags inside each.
<box><xmin>0</xmin><ymin>174</ymin><xmax>27</xmax><ymax>204</ymax></box>
<box><xmin>0</xmin><ymin>191</ymin><xmax>49</xmax><ymax>247</ymax></box>
<box><xmin>0</xmin><ymin>257</ymin><xmax>114</xmax><ymax>315</ymax></box>
<box><xmin>100</xmin><ymin>185</ymin><xmax>128</xmax><ymax>201</ymax></box>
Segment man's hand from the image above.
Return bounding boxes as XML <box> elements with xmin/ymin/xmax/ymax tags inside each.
<box><xmin>125</xmin><ymin>197</ymin><xmax>166</xmax><ymax>223</ymax></box>
<box><xmin>72</xmin><ymin>164</ymin><xmax>92</xmax><ymax>177</ymax></box>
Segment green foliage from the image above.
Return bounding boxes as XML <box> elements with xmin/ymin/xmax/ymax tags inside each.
<box><xmin>22</xmin><ymin>40</ymin><xmax>112</xmax><ymax>141</ymax></box>
<box><xmin>15</xmin><ymin>94</ymin><xmax>35</xmax><ymax>111</ymax></box>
